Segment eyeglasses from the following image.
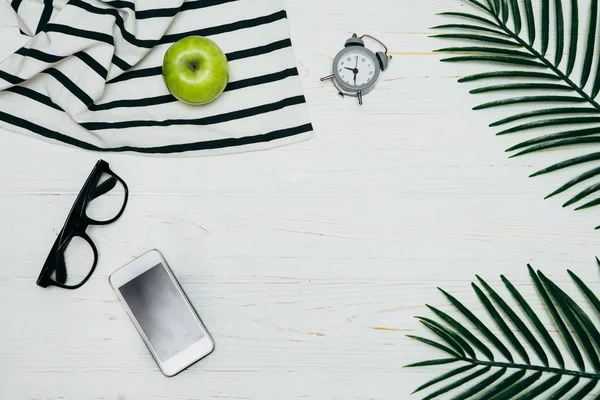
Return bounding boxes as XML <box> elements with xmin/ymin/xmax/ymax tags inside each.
<box><xmin>37</xmin><ymin>160</ymin><xmax>129</xmax><ymax>289</ymax></box>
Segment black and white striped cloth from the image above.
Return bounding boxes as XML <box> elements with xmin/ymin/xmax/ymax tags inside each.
<box><xmin>0</xmin><ymin>0</ymin><xmax>313</xmax><ymax>155</ymax></box>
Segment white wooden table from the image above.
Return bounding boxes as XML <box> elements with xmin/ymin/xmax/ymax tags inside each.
<box><xmin>1</xmin><ymin>1</ymin><xmax>599</xmax><ymax>399</ymax></box>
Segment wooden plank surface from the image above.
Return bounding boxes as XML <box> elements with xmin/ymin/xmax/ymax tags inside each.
<box><xmin>1</xmin><ymin>0</ymin><xmax>600</xmax><ymax>399</ymax></box>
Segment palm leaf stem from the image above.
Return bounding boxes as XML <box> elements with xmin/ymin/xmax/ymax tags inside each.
<box><xmin>484</xmin><ymin>12</ymin><xmax>600</xmax><ymax>112</ymax></box>
<box><xmin>466</xmin><ymin>359</ymin><xmax>600</xmax><ymax>379</ymax></box>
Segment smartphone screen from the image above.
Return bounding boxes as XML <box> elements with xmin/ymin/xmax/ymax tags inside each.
<box><xmin>118</xmin><ymin>263</ymin><xmax>205</xmax><ymax>362</ymax></box>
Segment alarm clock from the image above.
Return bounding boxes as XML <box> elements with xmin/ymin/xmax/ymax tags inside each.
<box><xmin>321</xmin><ymin>33</ymin><xmax>393</xmax><ymax>105</ymax></box>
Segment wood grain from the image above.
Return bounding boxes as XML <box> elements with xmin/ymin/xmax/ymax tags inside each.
<box><xmin>1</xmin><ymin>0</ymin><xmax>599</xmax><ymax>399</ymax></box>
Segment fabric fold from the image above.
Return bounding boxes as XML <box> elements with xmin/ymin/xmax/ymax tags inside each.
<box><xmin>0</xmin><ymin>0</ymin><xmax>313</xmax><ymax>155</ymax></box>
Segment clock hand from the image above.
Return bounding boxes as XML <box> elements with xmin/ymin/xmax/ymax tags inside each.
<box><xmin>345</xmin><ymin>65</ymin><xmax>359</xmax><ymax>85</ymax></box>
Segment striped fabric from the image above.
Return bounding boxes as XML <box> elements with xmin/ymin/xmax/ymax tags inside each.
<box><xmin>0</xmin><ymin>0</ymin><xmax>313</xmax><ymax>155</ymax></box>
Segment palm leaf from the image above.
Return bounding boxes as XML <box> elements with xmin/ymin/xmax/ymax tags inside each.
<box><xmin>431</xmin><ymin>23</ymin><xmax>511</xmax><ymax>36</ymax></box>
<box><xmin>566</xmin><ymin>0</ymin><xmax>578</xmax><ymax>76</ymax></box>
<box><xmin>497</xmin><ymin>117</ymin><xmax>600</xmax><ymax>135</ymax></box>
<box><xmin>478</xmin><ymin>276</ymin><xmax>548</xmax><ymax>366</ymax></box>
<box><xmin>418</xmin><ymin>316</ymin><xmax>473</xmax><ymax>357</ymax></box>
<box><xmin>471</xmin><ymin>83</ymin><xmax>572</xmax><ymax>94</ymax></box>
<box><xmin>407</xmin><ymin>335</ymin><xmax>462</xmax><ymax>358</ymax></box>
<box><xmin>427</xmin><ymin>305</ymin><xmax>495</xmax><ymax>361</ymax></box>
<box><xmin>491</xmin><ymin>107</ymin><xmax>598</xmax><ymax>127</ymax></box>
<box><xmin>433</xmin><ymin>0</ymin><xmax>600</xmax><ymax>229</ymax></box>
<box><xmin>508</xmin><ymin>0</ymin><xmax>521</xmax><ymax>33</ymax></box>
<box><xmin>434</xmin><ymin>47</ymin><xmax>536</xmax><ymax>58</ymax></box>
<box><xmin>523</xmin><ymin>0</ymin><xmax>535</xmax><ymax>45</ymax></box>
<box><xmin>546</xmin><ymin>377</ymin><xmax>580</xmax><ymax>400</ymax></box>
<box><xmin>411</xmin><ymin>364</ymin><xmax>477</xmax><ymax>394</ymax></box>
<box><xmin>541</xmin><ymin>0</ymin><xmax>550</xmax><ymax>55</ymax></box>
<box><xmin>500</xmin><ymin>0</ymin><xmax>509</xmax><ymax>23</ymax></box>
<box><xmin>576</xmin><ymin>198</ymin><xmax>600</xmax><ymax>213</ymax></box>
<box><xmin>581</xmin><ymin>0</ymin><xmax>598</xmax><ymax>87</ymax></box>
<box><xmin>483</xmin><ymin>370</ymin><xmax>527</xmax><ymax>398</ymax></box>
<box><xmin>438</xmin><ymin>12</ymin><xmax>499</xmax><ymax>27</ymax></box>
<box><xmin>441</xmin><ymin>55</ymin><xmax>545</xmax><ymax>67</ymax></box>
<box><xmin>563</xmin><ymin>182</ymin><xmax>600</xmax><ymax>207</ymax></box>
<box><xmin>451</xmin><ymin>367</ymin><xmax>507</xmax><ymax>400</ymax></box>
<box><xmin>458</xmin><ymin>70</ymin><xmax>561</xmax><ymax>82</ymax></box>
<box><xmin>407</xmin><ymin>263</ymin><xmax>600</xmax><ymax>399</ymax></box>
<box><xmin>501</xmin><ymin>274</ymin><xmax>562</xmax><ymax>367</ymax></box>
<box><xmin>423</xmin><ymin>366</ymin><xmax>492</xmax><ymax>400</ymax></box>
<box><xmin>554</xmin><ymin>0</ymin><xmax>564</xmax><ymax>66</ymax></box>
<box><xmin>432</xmin><ymin>33</ymin><xmax>521</xmax><ymax>46</ymax></box>
<box><xmin>473</xmin><ymin>96</ymin><xmax>585</xmax><ymax>110</ymax></box>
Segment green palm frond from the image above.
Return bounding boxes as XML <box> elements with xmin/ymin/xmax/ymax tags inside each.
<box><xmin>407</xmin><ymin>260</ymin><xmax>600</xmax><ymax>399</ymax></box>
<box><xmin>433</xmin><ymin>0</ymin><xmax>600</xmax><ymax>228</ymax></box>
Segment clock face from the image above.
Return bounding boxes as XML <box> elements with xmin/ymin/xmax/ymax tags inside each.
<box><xmin>335</xmin><ymin>49</ymin><xmax>378</xmax><ymax>88</ymax></box>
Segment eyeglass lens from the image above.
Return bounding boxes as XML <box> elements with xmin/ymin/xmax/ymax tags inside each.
<box><xmin>51</xmin><ymin>171</ymin><xmax>127</xmax><ymax>287</ymax></box>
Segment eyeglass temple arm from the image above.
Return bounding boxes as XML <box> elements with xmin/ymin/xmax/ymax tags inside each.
<box><xmin>88</xmin><ymin>176</ymin><xmax>118</xmax><ymax>201</ymax></box>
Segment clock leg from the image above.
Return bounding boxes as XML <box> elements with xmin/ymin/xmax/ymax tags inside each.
<box><xmin>358</xmin><ymin>90</ymin><xmax>363</xmax><ymax>105</ymax></box>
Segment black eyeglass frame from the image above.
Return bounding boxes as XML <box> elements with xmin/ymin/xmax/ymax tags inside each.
<box><xmin>36</xmin><ymin>160</ymin><xmax>129</xmax><ymax>289</ymax></box>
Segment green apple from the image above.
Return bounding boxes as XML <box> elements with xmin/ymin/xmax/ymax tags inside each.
<box><xmin>162</xmin><ymin>36</ymin><xmax>229</xmax><ymax>105</ymax></box>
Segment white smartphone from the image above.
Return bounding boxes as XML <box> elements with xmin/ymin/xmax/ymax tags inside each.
<box><xmin>109</xmin><ymin>249</ymin><xmax>214</xmax><ymax>377</ymax></box>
